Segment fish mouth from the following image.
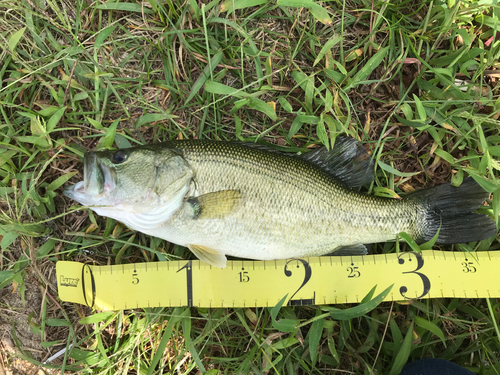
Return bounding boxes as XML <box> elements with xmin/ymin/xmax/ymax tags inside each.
<box><xmin>64</xmin><ymin>152</ymin><xmax>115</xmax><ymax>200</ymax></box>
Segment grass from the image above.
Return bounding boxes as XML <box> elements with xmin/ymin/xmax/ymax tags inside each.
<box><xmin>0</xmin><ymin>0</ymin><xmax>499</xmax><ymax>373</ymax></box>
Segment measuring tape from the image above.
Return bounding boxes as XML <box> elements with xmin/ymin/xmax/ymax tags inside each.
<box><xmin>56</xmin><ymin>250</ymin><xmax>500</xmax><ymax>310</ymax></box>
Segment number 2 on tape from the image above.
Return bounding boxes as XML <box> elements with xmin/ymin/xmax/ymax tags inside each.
<box><xmin>284</xmin><ymin>259</ymin><xmax>316</xmax><ymax>306</ymax></box>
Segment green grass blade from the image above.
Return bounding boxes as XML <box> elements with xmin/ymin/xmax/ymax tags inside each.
<box><xmin>314</xmin><ymin>35</ymin><xmax>342</xmax><ymax>66</ymax></box>
<box><xmin>220</xmin><ymin>0</ymin><xmax>268</xmax><ymax>13</ymax></box>
<box><xmin>147</xmin><ymin>308</ymin><xmax>186</xmax><ymax>375</ymax></box>
<box><xmin>328</xmin><ymin>284</ymin><xmax>394</xmax><ymax>320</ymax></box>
<box><xmin>345</xmin><ymin>46</ymin><xmax>389</xmax><ymax>90</ymax></box>
<box><xmin>185</xmin><ymin>51</ymin><xmax>223</xmax><ymax>104</ymax></box>
<box><xmin>8</xmin><ymin>27</ymin><xmax>27</xmax><ymax>58</ymax></box>
<box><xmin>389</xmin><ymin>321</ymin><xmax>415</xmax><ymax>375</ymax></box>
<box><xmin>308</xmin><ymin>310</ymin><xmax>324</xmax><ymax>363</ymax></box>
<box><xmin>414</xmin><ymin>316</ymin><xmax>446</xmax><ymax>347</ymax></box>
<box><xmin>96</xmin><ymin>3</ymin><xmax>155</xmax><ymax>13</ymax></box>
<box><xmin>95</xmin><ymin>25</ymin><xmax>118</xmax><ymax>49</ymax></box>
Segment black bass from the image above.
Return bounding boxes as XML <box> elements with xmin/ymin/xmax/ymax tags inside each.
<box><xmin>64</xmin><ymin>137</ymin><xmax>497</xmax><ymax>267</ymax></box>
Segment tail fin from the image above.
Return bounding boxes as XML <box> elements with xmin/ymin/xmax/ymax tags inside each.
<box><xmin>407</xmin><ymin>177</ymin><xmax>497</xmax><ymax>244</ymax></box>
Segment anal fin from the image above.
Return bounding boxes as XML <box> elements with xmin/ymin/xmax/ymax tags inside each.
<box><xmin>188</xmin><ymin>244</ymin><xmax>227</xmax><ymax>268</ymax></box>
<box><xmin>332</xmin><ymin>244</ymin><xmax>369</xmax><ymax>256</ymax></box>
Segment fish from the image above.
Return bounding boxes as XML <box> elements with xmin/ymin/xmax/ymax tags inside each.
<box><xmin>63</xmin><ymin>137</ymin><xmax>497</xmax><ymax>268</ymax></box>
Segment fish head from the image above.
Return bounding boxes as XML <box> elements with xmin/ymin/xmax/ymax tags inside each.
<box><xmin>64</xmin><ymin>145</ymin><xmax>194</xmax><ymax>214</ymax></box>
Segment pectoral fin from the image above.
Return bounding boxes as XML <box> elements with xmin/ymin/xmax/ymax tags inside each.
<box><xmin>186</xmin><ymin>190</ymin><xmax>242</xmax><ymax>219</ymax></box>
<box><xmin>188</xmin><ymin>244</ymin><xmax>227</xmax><ymax>268</ymax></box>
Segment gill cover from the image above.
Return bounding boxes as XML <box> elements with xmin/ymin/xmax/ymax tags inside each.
<box><xmin>123</xmin><ymin>149</ymin><xmax>195</xmax><ymax>230</ymax></box>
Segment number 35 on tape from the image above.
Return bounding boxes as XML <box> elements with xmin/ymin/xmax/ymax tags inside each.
<box><xmin>56</xmin><ymin>250</ymin><xmax>500</xmax><ymax>310</ymax></box>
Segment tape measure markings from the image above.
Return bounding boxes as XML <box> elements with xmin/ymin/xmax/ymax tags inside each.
<box><xmin>56</xmin><ymin>250</ymin><xmax>500</xmax><ymax>310</ymax></box>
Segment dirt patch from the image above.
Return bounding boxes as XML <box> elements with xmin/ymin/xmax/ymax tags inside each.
<box><xmin>1</xmin><ymin>238</ymin><xmax>65</xmax><ymax>375</ymax></box>
<box><xmin>1</xmin><ymin>268</ymin><xmax>44</xmax><ymax>374</ymax></box>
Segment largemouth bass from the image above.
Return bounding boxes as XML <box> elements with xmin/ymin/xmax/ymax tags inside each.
<box><xmin>64</xmin><ymin>137</ymin><xmax>497</xmax><ymax>267</ymax></box>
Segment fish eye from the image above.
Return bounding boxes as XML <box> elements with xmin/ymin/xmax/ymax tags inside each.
<box><xmin>112</xmin><ymin>150</ymin><xmax>127</xmax><ymax>164</ymax></box>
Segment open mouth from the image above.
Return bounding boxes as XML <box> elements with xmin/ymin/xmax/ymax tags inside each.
<box><xmin>80</xmin><ymin>152</ymin><xmax>103</xmax><ymax>195</ymax></box>
<box><xmin>65</xmin><ymin>152</ymin><xmax>115</xmax><ymax>198</ymax></box>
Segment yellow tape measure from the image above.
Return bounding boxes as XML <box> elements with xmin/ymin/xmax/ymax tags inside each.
<box><xmin>56</xmin><ymin>250</ymin><xmax>500</xmax><ymax>310</ymax></box>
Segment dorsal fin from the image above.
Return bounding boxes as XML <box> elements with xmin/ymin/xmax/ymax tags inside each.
<box><xmin>236</xmin><ymin>141</ymin><xmax>302</xmax><ymax>155</ymax></box>
<box><xmin>235</xmin><ymin>137</ymin><xmax>374</xmax><ymax>188</ymax></box>
<box><xmin>300</xmin><ymin>136</ymin><xmax>374</xmax><ymax>188</ymax></box>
